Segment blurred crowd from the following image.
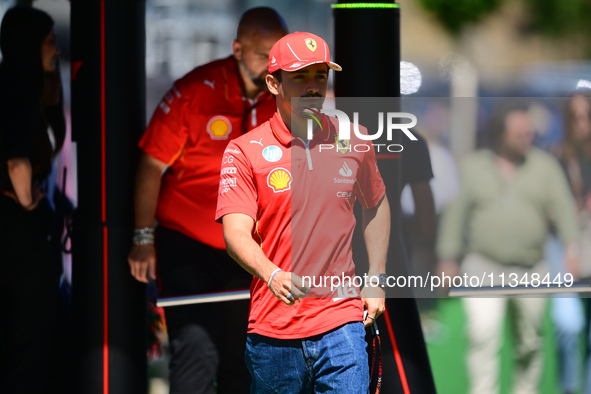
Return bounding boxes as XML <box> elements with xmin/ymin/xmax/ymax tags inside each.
<box><xmin>402</xmin><ymin>93</ymin><xmax>591</xmax><ymax>394</ymax></box>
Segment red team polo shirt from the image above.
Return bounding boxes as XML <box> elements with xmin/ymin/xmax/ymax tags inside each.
<box><xmin>215</xmin><ymin>111</ymin><xmax>386</xmax><ymax>339</ymax></box>
<box><xmin>139</xmin><ymin>56</ymin><xmax>276</xmax><ymax>249</ymax></box>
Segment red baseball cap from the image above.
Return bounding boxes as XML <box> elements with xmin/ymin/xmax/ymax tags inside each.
<box><xmin>268</xmin><ymin>32</ymin><xmax>342</xmax><ymax>74</ymax></box>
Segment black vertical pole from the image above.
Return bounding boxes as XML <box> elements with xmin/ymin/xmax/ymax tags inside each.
<box><xmin>333</xmin><ymin>2</ymin><xmax>437</xmax><ymax>394</ymax></box>
<box><xmin>333</xmin><ymin>2</ymin><xmax>400</xmax><ymax>98</ymax></box>
<box><xmin>71</xmin><ymin>1</ymin><xmax>147</xmax><ymax>393</ymax></box>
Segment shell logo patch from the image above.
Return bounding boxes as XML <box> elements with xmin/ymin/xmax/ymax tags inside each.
<box><xmin>305</xmin><ymin>38</ymin><xmax>317</xmax><ymax>52</ymax></box>
<box><xmin>267</xmin><ymin>168</ymin><xmax>292</xmax><ymax>193</ymax></box>
<box><xmin>207</xmin><ymin>116</ymin><xmax>232</xmax><ymax>140</ymax></box>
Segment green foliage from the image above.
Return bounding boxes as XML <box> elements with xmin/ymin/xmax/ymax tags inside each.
<box><xmin>418</xmin><ymin>0</ymin><xmax>591</xmax><ymax>55</ymax></box>
<box><xmin>418</xmin><ymin>0</ymin><xmax>506</xmax><ymax>36</ymax></box>
<box><xmin>419</xmin><ymin>0</ymin><xmax>591</xmax><ymax>41</ymax></box>
<box><xmin>523</xmin><ymin>0</ymin><xmax>591</xmax><ymax>37</ymax></box>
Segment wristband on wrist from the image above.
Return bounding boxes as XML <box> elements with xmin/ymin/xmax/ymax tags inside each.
<box><xmin>366</xmin><ymin>273</ymin><xmax>387</xmax><ymax>288</ymax></box>
<box><xmin>267</xmin><ymin>268</ymin><xmax>282</xmax><ymax>289</ymax></box>
<box><xmin>133</xmin><ymin>227</ymin><xmax>155</xmax><ymax>245</ymax></box>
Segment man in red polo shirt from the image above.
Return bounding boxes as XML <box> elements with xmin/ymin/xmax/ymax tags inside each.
<box><xmin>127</xmin><ymin>7</ymin><xmax>287</xmax><ymax>394</ymax></box>
<box><xmin>216</xmin><ymin>31</ymin><xmax>391</xmax><ymax>393</ymax></box>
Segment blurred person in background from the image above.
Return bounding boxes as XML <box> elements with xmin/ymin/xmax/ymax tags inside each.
<box><xmin>437</xmin><ymin>102</ymin><xmax>580</xmax><ymax>394</ymax></box>
<box><xmin>127</xmin><ymin>7</ymin><xmax>287</xmax><ymax>394</ymax></box>
<box><xmin>0</xmin><ymin>5</ymin><xmax>68</xmax><ymax>394</ymax></box>
<box><xmin>383</xmin><ymin>130</ymin><xmax>438</xmax><ymax>394</ymax></box>
<box><xmin>400</xmin><ymin>102</ymin><xmax>459</xmax><ymax>293</ymax></box>
<box><xmin>400</xmin><ymin>102</ymin><xmax>460</xmax><ymax>344</ymax></box>
<box><xmin>352</xmin><ymin>124</ymin><xmax>438</xmax><ymax>393</ymax></box>
<box><xmin>550</xmin><ymin>92</ymin><xmax>591</xmax><ymax>394</ymax></box>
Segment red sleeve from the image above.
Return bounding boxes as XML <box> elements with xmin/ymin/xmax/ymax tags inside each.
<box><xmin>139</xmin><ymin>83</ymin><xmax>190</xmax><ymax>165</ymax></box>
<box><xmin>215</xmin><ymin>141</ymin><xmax>258</xmax><ymax>222</ymax></box>
<box><xmin>354</xmin><ymin>140</ymin><xmax>386</xmax><ymax>209</ymax></box>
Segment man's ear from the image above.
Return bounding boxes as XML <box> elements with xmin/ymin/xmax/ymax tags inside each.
<box><xmin>232</xmin><ymin>39</ymin><xmax>242</xmax><ymax>61</ymax></box>
<box><xmin>266</xmin><ymin>74</ymin><xmax>279</xmax><ymax>95</ymax></box>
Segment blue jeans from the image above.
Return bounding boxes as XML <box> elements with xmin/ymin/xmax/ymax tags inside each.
<box><xmin>245</xmin><ymin>322</ymin><xmax>369</xmax><ymax>393</ymax></box>
<box><xmin>546</xmin><ymin>236</ymin><xmax>586</xmax><ymax>393</ymax></box>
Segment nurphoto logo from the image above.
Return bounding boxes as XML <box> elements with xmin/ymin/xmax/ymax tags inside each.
<box><xmin>305</xmin><ymin>107</ymin><xmax>418</xmax><ymax>153</ymax></box>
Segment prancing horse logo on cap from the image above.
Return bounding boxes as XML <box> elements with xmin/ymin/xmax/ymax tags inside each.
<box><xmin>305</xmin><ymin>38</ymin><xmax>317</xmax><ymax>52</ymax></box>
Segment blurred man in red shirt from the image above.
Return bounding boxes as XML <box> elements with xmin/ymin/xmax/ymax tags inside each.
<box><xmin>127</xmin><ymin>7</ymin><xmax>287</xmax><ymax>394</ymax></box>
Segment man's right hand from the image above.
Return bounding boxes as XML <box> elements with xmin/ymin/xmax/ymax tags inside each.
<box><xmin>268</xmin><ymin>270</ymin><xmax>309</xmax><ymax>305</ymax></box>
<box><xmin>128</xmin><ymin>244</ymin><xmax>157</xmax><ymax>283</ymax></box>
<box><xmin>129</xmin><ymin>152</ymin><xmax>166</xmax><ymax>283</ymax></box>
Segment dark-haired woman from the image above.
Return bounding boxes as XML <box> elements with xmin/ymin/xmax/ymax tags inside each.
<box><xmin>556</xmin><ymin>93</ymin><xmax>591</xmax><ymax>394</ymax></box>
<box><xmin>0</xmin><ymin>6</ymin><xmax>66</xmax><ymax>393</ymax></box>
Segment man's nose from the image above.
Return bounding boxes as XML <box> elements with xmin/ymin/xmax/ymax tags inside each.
<box><xmin>307</xmin><ymin>80</ymin><xmax>320</xmax><ymax>94</ymax></box>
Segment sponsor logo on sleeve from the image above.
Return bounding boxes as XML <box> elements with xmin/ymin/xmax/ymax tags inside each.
<box><xmin>220</xmin><ymin>178</ymin><xmax>237</xmax><ymax>187</ymax></box>
<box><xmin>159</xmin><ymin>86</ymin><xmax>181</xmax><ymax>115</ymax></box>
<box><xmin>224</xmin><ymin>147</ymin><xmax>241</xmax><ymax>155</ymax></box>
<box><xmin>219</xmin><ymin>177</ymin><xmax>238</xmax><ymax>194</ymax></box>
<box><xmin>267</xmin><ymin>168</ymin><xmax>292</xmax><ymax>193</ymax></box>
<box><xmin>159</xmin><ymin>101</ymin><xmax>171</xmax><ymax>114</ymax></box>
<box><xmin>221</xmin><ymin>167</ymin><xmax>237</xmax><ymax>175</ymax></box>
<box><xmin>221</xmin><ymin>155</ymin><xmax>234</xmax><ymax>165</ymax></box>
<box><xmin>207</xmin><ymin>116</ymin><xmax>232</xmax><ymax>140</ymax></box>
<box><xmin>262</xmin><ymin>146</ymin><xmax>283</xmax><ymax>162</ymax></box>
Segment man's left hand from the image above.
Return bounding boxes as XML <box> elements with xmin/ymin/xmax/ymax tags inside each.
<box><xmin>361</xmin><ymin>286</ymin><xmax>385</xmax><ymax>327</ymax></box>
